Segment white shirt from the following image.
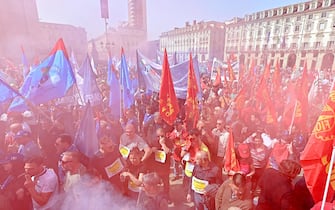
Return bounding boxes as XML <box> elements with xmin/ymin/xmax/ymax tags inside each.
<box><xmin>32</xmin><ymin>168</ymin><xmax>59</xmax><ymax>210</ymax></box>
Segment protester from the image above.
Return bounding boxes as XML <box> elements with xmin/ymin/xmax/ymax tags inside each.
<box><xmin>0</xmin><ymin>153</ymin><xmax>32</xmax><ymax>210</ymax></box>
<box><xmin>120</xmin><ymin>147</ymin><xmax>149</xmax><ymax>199</ymax></box>
<box><xmin>169</xmin><ymin>118</ymin><xmax>188</xmax><ymax>181</ymax></box>
<box><xmin>136</xmin><ymin>172</ymin><xmax>168</xmax><ymax>210</ymax></box>
<box><xmin>14</xmin><ymin>129</ymin><xmax>42</xmax><ymax>161</ymax></box>
<box><xmin>91</xmin><ymin>135</ymin><xmax>125</xmax><ymax>191</ymax></box>
<box><xmin>24</xmin><ymin>156</ymin><xmax>59</xmax><ymax>210</ymax></box>
<box><xmin>60</xmin><ymin>151</ymin><xmax>86</xmax><ymax>192</ymax></box>
<box><xmin>119</xmin><ymin>123</ymin><xmax>152</xmax><ymax>163</ymax></box>
<box><xmin>211</xmin><ymin>119</ymin><xmax>229</xmax><ymax>167</ymax></box>
<box><xmin>186</xmin><ymin>151</ymin><xmax>222</xmax><ymax>210</ymax></box>
<box><xmin>243</xmin><ymin>132</ymin><xmax>269</xmax><ymax>194</ymax></box>
<box><xmin>215</xmin><ymin>173</ymin><xmax>252</xmax><ymax>210</ymax></box>
<box><xmin>256</xmin><ymin>159</ymin><xmax>301</xmax><ymax>210</ymax></box>
<box><xmin>149</xmin><ymin>127</ymin><xmax>173</xmax><ymax>201</ymax></box>
<box><xmin>54</xmin><ymin>133</ymin><xmax>79</xmax><ymax>184</ymax></box>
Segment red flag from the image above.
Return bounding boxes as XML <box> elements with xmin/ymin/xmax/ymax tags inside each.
<box><xmin>263</xmin><ymin>62</ymin><xmax>271</xmax><ymax>81</ymax></box>
<box><xmin>229</xmin><ymin>53</ymin><xmax>237</xmax><ymax>63</ymax></box>
<box><xmin>234</xmin><ymin>85</ymin><xmax>248</xmax><ymax>111</ymax></box>
<box><xmin>228</xmin><ymin>60</ymin><xmax>236</xmax><ymax>82</ymax></box>
<box><xmin>185</xmin><ymin>53</ymin><xmax>199</xmax><ymax>128</ymax></box>
<box><xmin>159</xmin><ymin>49</ymin><xmax>180</xmax><ymax>125</ymax></box>
<box><xmin>256</xmin><ymin>77</ymin><xmax>277</xmax><ymax>124</ymax></box>
<box><xmin>300</xmin><ymin>79</ymin><xmax>335</xmax><ymax>203</ymax></box>
<box><xmin>272</xmin><ymin>59</ymin><xmax>281</xmax><ymax>93</ymax></box>
<box><xmin>248</xmin><ymin>59</ymin><xmax>255</xmax><ymax>78</ymax></box>
<box><xmin>285</xmin><ymin>63</ymin><xmax>309</xmax><ymax>131</ymax></box>
<box><xmin>213</xmin><ymin>66</ymin><xmax>222</xmax><ymax>87</ymax></box>
<box><xmin>294</xmin><ymin>62</ymin><xmax>309</xmax><ymax>130</ymax></box>
<box><xmin>224</xmin><ymin>129</ymin><xmax>240</xmax><ymax>173</ymax></box>
<box><xmin>282</xmin><ymin>81</ymin><xmax>298</xmax><ymax>129</ymax></box>
<box><xmin>238</xmin><ymin>63</ymin><xmax>245</xmax><ymax>83</ymax></box>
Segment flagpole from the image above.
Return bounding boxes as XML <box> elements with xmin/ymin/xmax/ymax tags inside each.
<box><xmin>120</xmin><ymin>85</ymin><xmax>124</xmax><ymax>119</ymax></box>
<box><xmin>288</xmin><ymin>100</ymin><xmax>298</xmax><ymax>134</ymax></box>
<box><xmin>73</xmin><ymin>83</ymin><xmax>85</xmax><ymax>105</ymax></box>
<box><xmin>321</xmin><ymin>145</ymin><xmax>335</xmax><ymax>210</ymax></box>
<box><xmin>0</xmin><ymin>77</ymin><xmax>52</xmax><ymax>123</ymax></box>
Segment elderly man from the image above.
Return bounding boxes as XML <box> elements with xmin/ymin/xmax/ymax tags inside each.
<box><xmin>215</xmin><ymin>173</ymin><xmax>252</xmax><ymax>210</ymax></box>
<box><xmin>186</xmin><ymin>151</ymin><xmax>222</xmax><ymax>210</ymax></box>
<box><xmin>60</xmin><ymin>151</ymin><xmax>86</xmax><ymax>192</ymax></box>
<box><xmin>119</xmin><ymin>123</ymin><xmax>151</xmax><ymax>162</ymax></box>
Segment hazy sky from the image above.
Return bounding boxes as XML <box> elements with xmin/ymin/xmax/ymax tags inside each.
<box><xmin>36</xmin><ymin>0</ymin><xmax>308</xmax><ymax>40</ymax></box>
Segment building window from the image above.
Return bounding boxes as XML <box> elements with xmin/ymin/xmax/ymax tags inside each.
<box><xmin>315</xmin><ymin>41</ymin><xmax>321</xmax><ymax>48</ymax></box>
<box><xmin>301</xmin><ymin>51</ymin><xmax>306</xmax><ymax>57</ymax></box>
<box><xmin>286</xmin><ymin>18</ymin><xmax>290</xmax><ymax>22</ymax></box>
<box><xmin>285</xmin><ymin>26</ymin><xmax>290</xmax><ymax>33</ymax></box>
<box><xmin>295</xmin><ymin>25</ymin><xmax>300</xmax><ymax>32</ymax></box>
<box><xmin>303</xmin><ymin>42</ymin><xmax>309</xmax><ymax>49</ymax></box>
<box><xmin>296</xmin><ymin>16</ymin><xmax>301</xmax><ymax>21</ymax></box>
<box><xmin>291</xmin><ymin>43</ymin><xmax>297</xmax><ymax>48</ymax></box>
<box><xmin>308</xmin><ymin>14</ymin><xmax>313</xmax><ymax>19</ymax></box>
<box><xmin>327</xmin><ymin>41</ymin><xmax>334</xmax><ymax>48</ymax></box>
<box><xmin>299</xmin><ymin>5</ymin><xmax>304</xmax><ymax>11</ymax></box>
<box><xmin>258</xmin><ymin>30</ymin><xmax>262</xmax><ymax>36</ymax></box>
<box><xmin>306</xmin><ymin>23</ymin><xmax>313</xmax><ymax>31</ymax></box>
<box><xmin>319</xmin><ymin>22</ymin><xmax>326</xmax><ymax>30</ymax></box>
<box><xmin>321</xmin><ymin>12</ymin><xmax>327</xmax><ymax>18</ymax></box>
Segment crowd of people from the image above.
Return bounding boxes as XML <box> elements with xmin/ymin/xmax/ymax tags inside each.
<box><xmin>0</xmin><ymin>60</ymin><xmax>333</xmax><ymax>210</ymax></box>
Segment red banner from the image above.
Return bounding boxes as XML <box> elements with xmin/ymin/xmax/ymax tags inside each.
<box><xmin>159</xmin><ymin>49</ymin><xmax>180</xmax><ymax>125</ymax></box>
<box><xmin>185</xmin><ymin>53</ymin><xmax>199</xmax><ymax>128</ymax></box>
<box><xmin>224</xmin><ymin>129</ymin><xmax>240</xmax><ymax>173</ymax></box>
<box><xmin>300</xmin><ymin>80</ymin><xmax>335</xmax><ymax>202</ymax></box>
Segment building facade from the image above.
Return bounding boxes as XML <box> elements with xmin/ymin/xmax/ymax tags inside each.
<box><xmin>0</xmin><ymin>0</ymin><xmax>87</xmax><ymax>64</ymax></box>
<box><xmin>225</xmin><ymin>0</ymin><xmax>335</xmax><ymax>71</ymax></box>
<box><xmin>159</xmin><ymin>20</ymin><xmax>225</xmax><ymax>63</ymax></box>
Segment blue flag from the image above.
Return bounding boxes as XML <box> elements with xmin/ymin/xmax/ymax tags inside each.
<box><xmin>78</xmin><ymin>55</ymin><xmax>102</xmax><ymax>106</ymax></box>
<box><xmin>137</xmin><ymin>50</ymin><xmax>202</xmax><ymax>99</ymax></box>
<box><xmin>9</xmin><ymin>38</ymin><xmax>75</xmax><ymax>112</ymax></box>
<box><xmin>74</xmin><ymin>102</ymin><xmax>99</xmax><ymax>158</ymax></box>
<box><xmin>108</xmin><ymin>61</ymin><xmax>121</xmax><ymax>119</ymax></box>
<box><xmin>120</xmin><ymin>48</ymin><xmax>134</xmax><ymax>114</ymax></box>
<box><xmin>106</xmin><ymin>54</ymin><xmax>114</xmax><ymax>86</ymax></box>
<box><xmin>0</xmin><ymin>78</ymin><xmax>19</xmax><ymax>103</ymax></box>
